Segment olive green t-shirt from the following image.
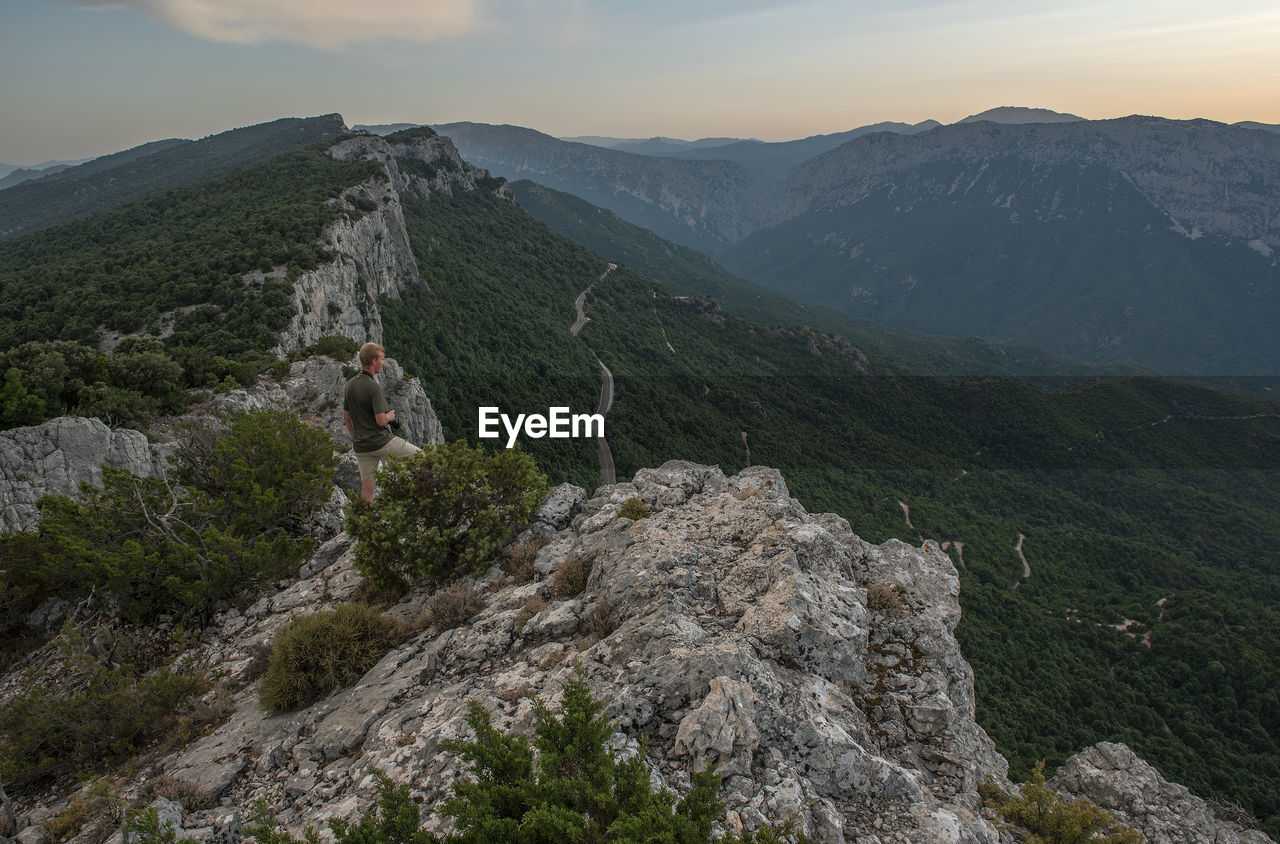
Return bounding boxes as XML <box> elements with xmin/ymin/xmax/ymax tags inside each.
<box><xmin>344</xmin><ymin>371</ymin><xmax>393</xmax><ymax>453</ymax></box>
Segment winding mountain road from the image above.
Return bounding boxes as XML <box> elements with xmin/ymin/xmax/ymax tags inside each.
<box><xmin>571</xmin><ymin>263</ymin><xmax>617</xmax><ymax>486</ymax></box>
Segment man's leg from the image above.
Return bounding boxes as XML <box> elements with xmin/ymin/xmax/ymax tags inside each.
<box><xmin>356</xmin><ymin>451</ymin><xmax>380</xmax><ymax>503</ymax></box>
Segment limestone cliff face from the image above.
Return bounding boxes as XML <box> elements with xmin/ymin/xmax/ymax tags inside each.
<box><xmin>272</xmin><ymin>131</ymin><xmax>511</xmax><ymax>356</ymax></box>
<box><xmin>0</xmin><ymin>416</ymin><xmax>163</xmax><ymax>533</ymax></box>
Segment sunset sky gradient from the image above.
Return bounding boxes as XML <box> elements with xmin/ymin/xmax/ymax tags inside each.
<box><xmin>3</xmin><ymin>0</ymin><xmax>1278</xmax><ymax>165</ymax></box>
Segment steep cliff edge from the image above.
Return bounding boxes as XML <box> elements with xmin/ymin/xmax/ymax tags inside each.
<box><xmin>272</xmin><ymin>130</ymin><xmax>512</xmax><ymax>356</ymax></box>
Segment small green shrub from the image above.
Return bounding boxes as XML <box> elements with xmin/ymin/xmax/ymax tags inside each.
<box><xmin>172</xmin><ymin>408</ymin><xmax>337</xmax><ymax>538</ymax></box>
<box><xmin>344</xmin><ymin>441</ymin><xmax>547</xmax><ymax>589</ymax></box>
<box><xmin>616</xmin><ymin>497</ymin><xmax>649</xmax><ymax>520</ymax></box>
<box><xmin>121</xmin><ymin>805</ymin><xmax>198</xmax><ymax>844</ymax></box>
<box><xmin>258</xmin><ymin>604</ymin><xmax>402</xmax><ymax>714</ymax></box>
<box><xmin>0</xmin><ymin>646</ymin><xmax>208</xmax><ymax>793</ymax></box>
<box><xmin>552</xmin><ymin>556</ymin><xmax>592</xmax><ymax>599</ymax></box>
<box><xmin>985</xmin><ymin>761</ymin><xmax>1144</xmax><ymax>843</ymax></box>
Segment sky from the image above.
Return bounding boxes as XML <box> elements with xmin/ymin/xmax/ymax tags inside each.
<box><xmin>3</xmin><ymin>0</ymin><xmax>1279</xmax><ymax>165</ymax></box>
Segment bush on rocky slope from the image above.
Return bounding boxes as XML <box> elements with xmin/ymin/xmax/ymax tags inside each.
<box><xmin>258</xmin><ymin>603</ymin><xmax>403</xmax><ymax>714</ymax></box>
<box><xmin>243</xmin><ymin>671</ymin><xmax>808</xmax><ymax>843</ymax></box>
<box><xmin>0</xmin><ymin>408</ymin><xmax>335</xmax><ymax>637</ymax></box>
<box><xmin>344</xmin><ymin>441</ymin><xmax>546</xmax><ymax>590</ymax></box>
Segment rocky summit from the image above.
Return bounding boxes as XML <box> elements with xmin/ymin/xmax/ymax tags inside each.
<box><xmin>98</xmin><ymin>461</ymin><xmax>1013</xmax><ymax>843</ymax></box>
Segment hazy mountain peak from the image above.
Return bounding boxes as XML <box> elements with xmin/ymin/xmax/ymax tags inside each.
<box><xmin>957</xmin><ymin>106</ymin><xmax>1085</xmax><ymax>124</ymax></box>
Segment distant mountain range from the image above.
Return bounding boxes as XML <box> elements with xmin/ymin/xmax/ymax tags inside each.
<box><xmin>430</xmin><ymin>111</ymin><xmax>1280</xmax><ymax>375</ymax></box>
<box><xmin>0</xmin><ymin>156</ymin><xmax>99</xmax><ymax>189</ymax></box>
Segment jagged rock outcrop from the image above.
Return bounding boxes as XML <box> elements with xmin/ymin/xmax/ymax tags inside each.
<box><xmin>205</xmin><ymin>354</ymin><xmax>443</xmax><ymax>454</ymax></box>
<box><xmin>0</xmin><ymin>416</ymin><xmax>163</xmax><ymax>533</ymax></box>
<box><xmin>39</xmin><ymin>462</ymin><xmax>1006</xmax><ymax>843</ymax></box>
<box><xmin>273</xmin><ymin>131</ymin><xmax>511</xmax><ymax>356</ymax></box>
<box><xmin>1049</xmin><ymin>742</ymin><xmax>1274</xmax><ymax>844</ymax></box>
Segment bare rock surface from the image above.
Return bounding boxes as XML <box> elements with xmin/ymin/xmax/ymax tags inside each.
<box><xmin>3</xmin><ymin>463</ymin><xmax>1253</xmax><ymax>844</ymax></box>
<box><xmin>1049</xmin><ymin>742</ymin><xmax>1274</xmax><ymax>844</ymax></box>
<box><xmin>93</xmin><ymin>462</ymin><xmax>1009</xmax><ymax>842</ymax></box>
<box><xmin>0</xmin><ymin>416</ymin><xmax>162</xmax><ymax>533</ymax></box>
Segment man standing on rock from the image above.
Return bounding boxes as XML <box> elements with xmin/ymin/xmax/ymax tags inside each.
<box><xmin>344</xmin><ymin>342</ymin><xmax>421</xmax><ymax>502</ymax></box>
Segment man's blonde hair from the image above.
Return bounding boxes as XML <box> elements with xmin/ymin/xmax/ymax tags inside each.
<box><xmin>359</xmin><ymin>342</ymin><xmax>384</xmax><ymax>368</ymax></box>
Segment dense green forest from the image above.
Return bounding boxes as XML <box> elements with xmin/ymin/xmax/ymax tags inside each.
<box><xmin>0</xmin><ymin>144</ymin><xmax>382</xmax><ymax>419</ymax></box>
<box><xmin>0</xmin><ymin>134</ymin><xmax>1276</xmax><ymax>835</ymax></box>
<box><xmin>384</xmin><ymin>187</ymin><xmax>1280</xmax><ymax>835</ymax></box>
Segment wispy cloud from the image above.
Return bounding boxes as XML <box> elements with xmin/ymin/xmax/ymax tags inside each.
<box><xmin>63</xmin><ymin>0</ymin><xmax>484</xmax><ymax>48</ymax></box>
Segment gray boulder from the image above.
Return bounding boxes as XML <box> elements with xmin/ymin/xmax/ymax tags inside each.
<box><xmin>1049</xmin><ymin>742</ymin><xmax>1274</xmax><ymax>844</ymax></box>
<box><xmin>0</xmin><ymin>416</ymin><xmax>162</xmax><ymax>533</ymax></box>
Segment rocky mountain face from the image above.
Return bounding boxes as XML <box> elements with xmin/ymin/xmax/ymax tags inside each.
<box><xmin>723</xmin><ymin>117</ymin><xmax>1280</xmax><ymax>374</ymax></box>
<box><xmin>5</xmin><ymin>461</ymin><xmax>1270</xmax><ymax>843</ymax></box>
<box><xmin>433</xmin><ymin>122</ymin><xmax>764</xmax><ymax>254</ymax></box>
<box><xmin>272</xmin><ymin>130</ymin><xmax>510</xmax><ymax>356</ymax></box>
<box><xmin>776</xmin><ymin>117</ymin><xmax>1280</xmax><ymax>248</ymax></box>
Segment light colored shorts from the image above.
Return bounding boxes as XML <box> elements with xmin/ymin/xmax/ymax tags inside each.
<box><xmin>355</xmin><ymin>436</ymin><xmax>422</xmax><ymax>484</ymax></box>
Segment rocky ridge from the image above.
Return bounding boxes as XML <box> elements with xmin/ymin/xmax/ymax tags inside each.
<box><xmin>272</xmin><ymin>130</ymin><xmax>512</xmax><ymax>356</ymax></box>
<box><xmin>1048</xmin><ymin>742</ymin><xmax>1271</xmax><ymax>844</ymax></box>
<box><xmin>0</xmin><ymin>353</ymin><xmax>442</xmax><ymax>539</ymax></box>
<box><xmin>780</xmin><ymin>117</ymin><xmax>1280</xmax><ymax>250</ymax></box>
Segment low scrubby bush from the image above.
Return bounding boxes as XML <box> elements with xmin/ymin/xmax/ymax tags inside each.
<box><xmin>344</xmin><ymin>441</ymin><xmax>547</xmax><ymax>590</ymax></box>
<box><xmin>258</xmin><ymin>604</ymin><xmax>402</xmax><ymax>714</ymax></box>
<box><xmin>0</xmin><ymin>636</ymin><xmax>208</xmax><ymax>792</ymax></box>
<box><xmin>616</xmin><ymin>497</ymin><xmax>649</xmax><ymax>520</ymax></box>
<box><xmin>983</xmin><ymin>762</ymin><xmax>1143</xmax><ymax>843</ymax></box>
<box><xmin>552</xmin><ymin>556</ymin><xmax>592</xmax><ymax>599</ymax></box>
<box><xmin>422</xmin><ymin>582</ymin><xmax>486</xmax><ymax>631</ymax></box>
<box><xmin>865</xmin><ymin>582</ymin><xmax>904</xmax><ymax>616</ymax></box>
